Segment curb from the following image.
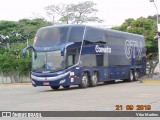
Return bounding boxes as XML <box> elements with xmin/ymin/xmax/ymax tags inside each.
<box><xmin>0</xmin><ymin>83</ymin><xmax>31</xmax><ymax>86</ymax></box>
<box><xmin>140</xmin><ymin>80</ymin><xmax>160</xmax><ymax>84</ymax></box>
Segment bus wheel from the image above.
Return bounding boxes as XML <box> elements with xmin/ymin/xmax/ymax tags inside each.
<box><xmin>134</xmin><ymin>70</ymin><xmax>139</xmax><ymax>81</ymax></box>
<box><xmin>50</xmin><ymin>86</ymin><xmax>60</xmax><ymax>90</ymax></box>
<box><xmin>128</xmin><ymin>70</ymin><xmax>134</xmax><ymax>82</ymax></box>
<box><xmin>89</xmin><ymin>72</ymin><xmax>98</xmax><ymax>87</ymax></box>
<box><xmin>62</xmin><ymin>85</ymin><xmax>70</xmax><ymax>89</ymax></box>
<box><xmin>79</xmin><ymin>73</ymin><xmax>89</xmax><ymax>88</ymax></box>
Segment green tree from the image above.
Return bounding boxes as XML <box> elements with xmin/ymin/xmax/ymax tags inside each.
<box><xmin>147</xmin><ymin>14</ymin><xmax>160</xmax><ymax>23</ymax></box>
<box><xmin>45</xmin><ymin>1</ymin><xmax>103</xmax><ymax>24</ymax></box>
<box><xmin>0</xmin><ymin>21</ymin><xmax>21</xmax><ymax>44</ymax></box>
<box><xmin>17</xmin><ymin>18</ymin><xmax>52</xmax><ymax>40</ymax></box>
<box><xmin>0</xmin><ymin>19</ymin><xmax>52</xmax><ymax>45</ymax></box>
<box><xmin>0</xmin><ymin>21</ymin><xmax>17</xmax><ymax>35</ymax></box>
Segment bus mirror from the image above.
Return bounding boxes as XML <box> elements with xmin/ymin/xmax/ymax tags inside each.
<box><xmin>23</xmin><ymin>46</ymin><xmax>36</xmax><ymax>58</ymax></box>
<box><xmin>61</xmin><ymin>50</ymin><xmax>64</xmax><ymax>56</ymax></box>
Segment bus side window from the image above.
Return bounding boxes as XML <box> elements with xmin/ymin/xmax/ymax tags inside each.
<box><xmin>66</xmin><ymin>47</ymin><xmax>80</xmax><ymax>67</ymax></box>
<box><xmin>67</xmin><ymin>55</ymin><xmax>74</xmax><ymax>67</ymax></box>
<box><xmin>96</xmin><ymin>55</ymin><xmax>104</xmax><ymax>66</ymax></box>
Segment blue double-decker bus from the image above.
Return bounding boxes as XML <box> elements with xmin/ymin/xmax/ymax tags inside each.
<box><xmin>23</xmin><ymin>25</ymin><xmax>146</xmax><ymax>90</ymax></box>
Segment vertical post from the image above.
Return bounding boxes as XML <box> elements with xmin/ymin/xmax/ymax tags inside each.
<box><xmin>20</xmin><ymin>34</ymin><xmax>29</xmax><ymax>57</ymax></box>
<box><xmin>26</xmin><ymin>38</ymin><xmax>29</xmax><ymax>57</ymax></box>
<box><xmin>150</xmin><ymin>0</ymin><xmax>160</xmax><ymax>68</ymax></box>
<box><xmin>1</xmin><ymin>69</ymin><xmax>4</xmax><ymax>84</ymax></box>
<box><xmin>27</xmin><ymin>39</ymin><xmax>29</xmax><ymax>47</ymax></box>
<box><xmin>158</xmin><ymin>25</ymin><xmax>160</xmax><ymax>68</ymax></box>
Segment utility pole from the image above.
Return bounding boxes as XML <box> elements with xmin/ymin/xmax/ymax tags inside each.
<box><xmin>150</xmin><ymin>0</ymin><xmax>160</xmax><ymax>69</ymax></box>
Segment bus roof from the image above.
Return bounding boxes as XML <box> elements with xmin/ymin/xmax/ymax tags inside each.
<box><xmin>40</xmin><ymin>24</ymin><xmax>144</xmax><ymax>38</ymax></box>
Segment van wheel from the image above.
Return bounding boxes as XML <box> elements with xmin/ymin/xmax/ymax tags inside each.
<box><xmin>62</xmin><ymin>85</ymin><xmax>70</xmax><ymax>89</ymax></box>
<box><xmin>89</xmin><ymin>72</ymin><xmax>98</xmax><ymax>87</ymax></box>
<box><xmin>79</xmin><ymin>73</ymin><xmax>89</xmax><ymax>88</ymax></box>
<box><xmin>128</xmin><ymin>70</ymin><xmax>134</xmax><ymax>82</ymax></box>
<box><xmin>134</xmin><ymin>70</ymin><xmax>139</xmax><ymax>81</ymax></box>
<box><xmin>50</xmin><ymin>86</ymin><xmax>60</xmax><ymax>90</ymax></box>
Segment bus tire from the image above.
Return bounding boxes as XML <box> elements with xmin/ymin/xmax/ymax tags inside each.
<box><xmin>79</xmin><ymin>73</ymin><xmax>89</xmax><ymax>88</ymax></box>
<box><xmin>62</xmin><ymin>85</ymin><xmax>70</xmax><ymax>89</ymax></box>
<box><xmin>134</xmin><ymin>70</ymin><xmax>139</xmax><ymax>81</ymax></box>
<box><xmin>128</xmin><ymin>70</ymin><xmax>134</xmax><ymax>82</ymax></box>
<box><xmin>50</xmin><ymin>86</ymin><xmax>60</xmax><ymax>90</ymax></box>
<box><xmin>89</xmin><ymin>72</ymin><xmax>98</xmax><ymax>87</ymax></box>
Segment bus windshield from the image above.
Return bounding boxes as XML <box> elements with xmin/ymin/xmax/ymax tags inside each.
<box><xmin>32</xmin><ymin>50</ymin><xmax>65</xmax><ymax>72</ymax></box>
<box><xmin>34</xmin><ymin>27</ymin><xmax>69</xmax><ymax>47</ymax></box>
<box><xmin>34</xmin><ymin>26</ymin><xmax>85</xmax><ymax>47</ymax></box>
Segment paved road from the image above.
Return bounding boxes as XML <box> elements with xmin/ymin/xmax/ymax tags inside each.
<box><xmin>0</xmin><ymin>81</ymin><xmax>160</xmax><ymax>120</ymax></box>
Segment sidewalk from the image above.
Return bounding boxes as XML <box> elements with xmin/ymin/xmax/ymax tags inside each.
<box><xmin>140</xmin><ymin>75</ymin><xmax>160</xmax><ymax>84</ymax></box>
<box><xmin>0</xmin><ymin>82</ymin><xmax>31</xmax><ymax>86</ymax></box>
<box><xmin>140</xmin><ymin>65</ymin><xmax>160</xmax><ymax>84</ymax></box>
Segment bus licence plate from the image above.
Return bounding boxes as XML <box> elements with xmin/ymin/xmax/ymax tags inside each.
<box><xmin>43</xmin><ymin>82</ymin><xmax>49</xmax><ymax>86</ymax></box>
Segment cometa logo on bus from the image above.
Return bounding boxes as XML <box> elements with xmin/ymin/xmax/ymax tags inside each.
<box><xmin>95</xmin><ymin>45</ymin><xmax>111</xmax><ymax>54</ymax></box>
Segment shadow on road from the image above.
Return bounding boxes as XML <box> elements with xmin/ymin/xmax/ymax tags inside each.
<box><xmin>39</xmin><ymin>80</ymin><xmax>139</xmax><ymax>92</ymax></box>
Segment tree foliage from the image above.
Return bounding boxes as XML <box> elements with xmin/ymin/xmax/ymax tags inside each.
<box><xmin>147</xmin><ymin>14</ymin><xmax>160</xmax><ymax>23</ymax></box>
<box><xmin>45</xmin><ymin>1</ymin><xmax>103</xmax><ymax>24</ymax></box>
<box><xmin>0</xmin><ymin>19</ymin><xmax>52</xmax><ymax>44</ymax></box>
<box><xmin>17</xmin><ymin>18</ymin><xmax>52</xmax><ymax>39</ymax></box>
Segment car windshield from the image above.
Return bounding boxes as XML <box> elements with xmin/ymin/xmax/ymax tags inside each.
<box><xmin>32</xmin><ymin>50</ymin><xmax>65</xmax><ymax>72</ymax></box>
<box><xmin>34</xmin><ymin>26</ymin><xmax>85</xmax><ymax>47</ymax></box>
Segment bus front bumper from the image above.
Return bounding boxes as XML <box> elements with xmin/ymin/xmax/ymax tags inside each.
<box><xmin>31</xmin><ymin>71</ymin><xmax>80</xmax><ymax>87</ymax></box>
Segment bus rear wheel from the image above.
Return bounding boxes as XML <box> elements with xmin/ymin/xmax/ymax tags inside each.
<box><xmin>89</xmin><ymin>72</ymin><xmax>98</xmax><ymax>87</ymax></box>
<box><xmin>128</xmin><ymin>70</ymin><xmax>134</xmax><ymax>82</ymax></box>
<box><xmin>79</xmin><ymin>73</ymin><xmax>89</xmax><ymax>88</ymax></box>
<box><xmin>134</xmin><ymin>70</ymin><xmax>139</xmax><ymax>81</ymax></box>
<box><xmin>50</xmin><ymin>86</ymin><xmax>60</xmax><ymax>90</ymax></box>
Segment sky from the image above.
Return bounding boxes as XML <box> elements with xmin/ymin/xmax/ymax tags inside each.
<box><xmin>0</xmin><ymin>0</ymin><xmax>160</xmax><ymax>27</ymax></box>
